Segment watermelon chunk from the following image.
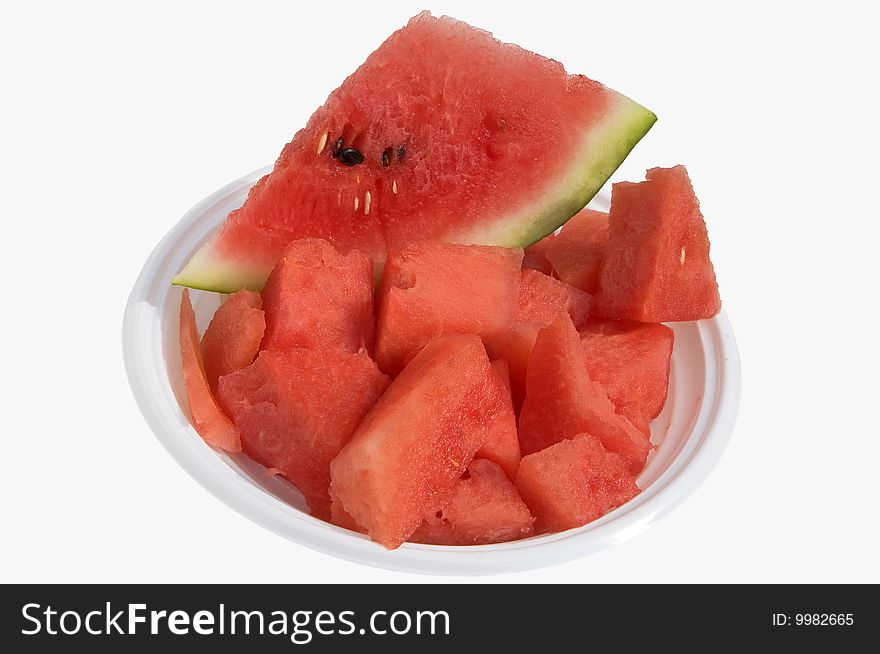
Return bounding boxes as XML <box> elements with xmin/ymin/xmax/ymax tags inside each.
<box><xmin>410</xmin><ymin>459</ymin><xmax>534</xmax><ymax>545</ymax></box>
<box><xmin>522</xmin><ymin>233</ymin><xmax>557</xmax><ymax>275</ymax></box>
<box><xmin>260</xmin><ymin>239</ymin><xmax>374</xmax><ymax>354</ymax></box>
<box><xmin>596</xmin><ymin>166</ymin><xmax>721</xmax><ymax>321</ymax></box>
<box><xmin>484</xmin><ymin>271</ymin><xmax>592</xmax><ymax>411</ymax></box>
<box><xmin>330</xmin><ymin>334</ymin><xmax>504</xmax><ymax>549</ymax></box>
<box><xmin>580</xmin><ymin>320</ymin><xmax>674</xmax><ymax>431</ymax></box>
<box><xmin>200</xmin><ymin>289</ymin><xmax>265</xmax><ymax>392</ymax></box>
<box><xmin>375</xmin><ymin>242</ymin><xmax>522</xmax><ymax>376</ymax></box>
<box><xmin>178</xmin><ymin>289</ymin><xmax>241</xmax><ymax>453</ymax></box>
<box><xmin>217</xmin><ymin>349</ymin><xmax>389</xmax><ymax>519</ymax></box>
<box><xmin>517</xmin><ymin>268</ymin><xmax>592</xmax><ymax>327</ymax></box>
<box><xmin>172</xmin><ymin>13</ymin><xmax>655</xmax><ymax>292</ymax></box>
<box><xmin>546</xmin><ymin>208</ymin><xmax>609</xmax><ymax>294</ymax></box>
<box><xmin>516</xmin><ymin>433</ymin><xmax>639</xmax><ymax>533</ymax></box>
<box><xmin>483</xmin><ymin>322</ymin><xmax>540</xmax><ymax>412</ymax></box>
<box><xmin>475</xmin><ymin>360</ymin><xmax>521</xmax><ymax>480</ymax></box>
<box><xmin>518</xmin><ymin>313</ymin><xmax>649</xmax><ymax>473</ymax></box>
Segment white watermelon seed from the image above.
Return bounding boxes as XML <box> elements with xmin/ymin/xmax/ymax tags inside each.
<box><xmin>316</xmin><ymin>131</ymin><xmax>328</xmax><ymax>155</ymax></box>
<box><xmin>392</xmin><ymin>179</ymin><xmax>398</xmax><ymax>194</ymax></box>
<box><xmin>680</xmin><ymin>247</ymin><xmax>686</xmax><ymax>265</ymax></box>
<box><xmin>364</xmin><ymin>190</ymin><xmax>372</xmax><ymax>215</ymax></box>
<box><xmin>354</xmin><ymin>195</ymin><xmax>360</xmax><ymax>211</ymax></box>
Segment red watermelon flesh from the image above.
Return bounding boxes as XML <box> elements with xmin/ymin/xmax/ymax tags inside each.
<box><xmin>518</xmin><ymin>313</ymin><xmax>649</xmax><ymax>473</ymax></box>
<box><xmin>522</xmin><ymin>233</ymin><xmax>557</xmax><ymax>275</ymax></box>
<box><xmin>581</xmin><ymin>320</ymin><xmax>674</xmax><ymax>431</ymax></box>
<box><xmin>217</xmin><ymin>349</ymin><xmax>389</xmax><ymax>520</ymax></box>
<box><xmin>260</xmin><ymin>238</ymin><xmax>374</xmax><ymax>354</ymax></box>
<box><xmin>546</xmin><ymin>208</ymin><xmax>609</xmax><ymax>295</ymax></box>
<box><xmin>200</xmin><ymin>289</ymin><xmax>265</xmax><ymax>392</ymax></box>
<box><xmin>485</xmin><ymin>270</ymin><xmax>592</xmax><ymax>411</ymax></box>
<box><xmin>475</xmin><ymin>360</ymin><xmax>521</xmax><ymax>480</ymax></box>
<box><xmin>178</xmin><ymin>289</ymin><xmax>241</xmax><ymax>453</ymax></box>
<box><xmin>483</xmin><ymin>321</ymin><xmax>540</xmax><ymax>413</ymax></box>
<box><xmin>375</xmin><ymin>242</ymin><xmax>522</xmax><ymax>376</ymax></box>
<box><xmin>329</xmin><ymin>487</ymin><xmax>365</xmax><ymax>533</ymax></box>
<box><xmin>516</xmin><ymin>433</ymin><xmax>639</xmax><ymax>534</ymax></box>
<box><xmin>172</xmin><ymin>12</ymin><xmax>655</xmax><ymax>293</ymax></box>
<box><xmin>596</xmin><ymin>165</ymin><xmax>721</xmax><ymax>322</ymax></box>
<box><xmin>330</xmin><ymin>334</ymin><xmax>505</xmax><ymax>549</ymax></box>
<box><xmin>517</xmin><ymin>268</ymin><xmax>592</xmax><ymax>327</ymax></box>
<box><xmin>410</xmin><ymin>459</ymin><xmax>534</xmax><ymax>545</ymax></box>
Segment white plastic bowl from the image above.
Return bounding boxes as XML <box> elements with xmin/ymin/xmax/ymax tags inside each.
<box><xmin>123</xmin><ymin>166</ymin><xmax>741</xmax><ymax>575</ymax></box>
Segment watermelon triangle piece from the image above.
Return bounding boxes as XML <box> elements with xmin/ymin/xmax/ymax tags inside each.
<box><xmin>178</xmin><ymin>289</ymin><xmax>242</xmax><ymax>453</ymax></box>
<box><xmin>518</xmin><ymin>313</ymin><xmax>649</xmax><ymax>473</ymax></box>
<box><xmin>596</xmin><ymin>165</ymin><xmax>721</xmax><ymax>321</ymax></box>
<box><xmin>546</xmin><ymin>208</ymin><xmax>610</xmax><ymax>295</ymax></box>
<box><xmin>200</xmin><ymin>289</ymin><xmax>265</xmax><ymax>392</ymax></box>
<box><xmin>410</xmin><ymin>459</ymin><xmax>534</xmax><ymax>545</ymax></box>
<box><xmin>172</xmin><ymin>12</ymin><xmax>655</xmax><ymax>292</ymax></box>
<box><xmin>516</xmin><ymin>433</ymin><xmax>639</xmax><ymax>533</ymax></box>
<box><xmin>475</xmin><ymin>360</ymin><xmax>522</xmax><ymax>480</ymax></box>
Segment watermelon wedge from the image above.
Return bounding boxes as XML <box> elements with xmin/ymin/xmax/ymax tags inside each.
<box><xmin>178</xmin><ymin>289</ymin><xmax>241</xmax><ymax>453</ymax></box>
<box><xmin>172</xmin><ymin>12</ymin><xmax>655</xmax><ymax>292</ymax></box>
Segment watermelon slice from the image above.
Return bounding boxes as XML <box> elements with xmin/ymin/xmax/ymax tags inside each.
<box><xmin>518</xmin><ymin>313</ymin><xmax>649</xmax><ymax>472</ymax></box>
<box><xmin>410</xmin><ymin>459</ymin><xmax>534</xmax><ymax>545</ymax></box>
<box><xmin>260</xmin><ymin>238</ymin><xmax>374</xmax><ymax>354</ymax></box>
<box><xmin>375</xmin><ymin>242</ymin><xmax>523</xmax><ymax>376</ymax></box>
<box><xmin>517</xmin><ymin>268</ymin><xmax>592</xmax><ymax>327</ymax></box>
<box><xmin>580</xmin><ymin>320</ymin><xmax>674</xmax><ymax>431</ymax></box>
<box><xmin>475</xmin><ymin>360</ymin><xmax>521</xmax><ymax>480</ymax></box>
<box><xmin>596</xmin><ymin>165</ymin><xmax>721</xmax><ymax>321</ymax></box>
<box><xmin>516</xmin><ymin>433</ymin><xmax>639</xmax><ymax>533</ymax></box>
<box><xmin>217</xmin><ymin>349</ymin><xmax>389</xmax><ymax>519</ymax></box>
<box><xmin>330</xmin><ymin>334</ymin><xmax>504</xmax><ymax>549</ymax></box>
<box><xmin>200</xmin><ymin>289</ymin><xmax>265</xmax><ymax>392</ymax></box>
<box><xmin>546</xmin><ymin>209</ymin><xmax>609</xmax><ymax>294</ymax></box>
<box><xmin>172</xmin><ymin>12</ymin><xmax>655</xmax><ymax>292</ymax></box>
<box><xmin>178</xmin><ymin>289</ymin><xmax>241</xmax><ymax>453</ymax></box>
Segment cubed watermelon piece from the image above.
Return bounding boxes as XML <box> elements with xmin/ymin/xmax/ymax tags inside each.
<box><xmin>596</xmin><ymin>166</ymin><xmax>721</xmax><ymax>321</ymax></box>
<box><xmin>546</xmin><ymin>208</ymin><xmax>609</xmax><ymax>294</ymax></box>
<box><xmin>217</xmin><ymin>349</ymin><xmax>389</xmax><ymax>519</ymax></box>
<box><xmin>518</xmin><ymin>313</ymin><xmax>649</xmax><ymax>473</ymax></box>
<box><xmin>178</xmin><ymin>289</ymin><xmax>241</xmax><ymax>453</ymax></box>
<box><xmin>475</xmin><ymin>360</ymin><xmax>521</xmax><ymax>479</ymax></box>
<box><xmin>483</xmin><ymin>322</ymin><xmax>540</xmax><ymax>412</ymax></box>
<box><xmin>260</xmin><ymin>238</ymin><xmax>374</xmax><ymax>354</ymax></box>
<box><xmin>517</xmin><ymin>268</ymin><xmax>592</xmax><ymax>327</ymax></box>
<box><xmin>330</xmin><ymin>334</ymin><xmax>505</xmax><ymax>549</ymax></box>
<box><xmin>580</xmin><ymin>320</ymin><xmax>674</xmax><ymax>431</ymax></box>
<box><xmin>410</xmin><ymin>459</ymin><xmax>534</xmax><ymax>545</ymax></box>
<box><xmin>522</xmin><ymin>233</ymin><xmax>557</xmax><ymax>275</ymax></box>
<box><xmin>375</xmin><ymin>242</ymin><xmax>523</xmax><ymax>375</ymax></box>
<box><xmin>200</xmin><ymin>290</ymin><xmax>265</xmax><ymax>392</ymax></box>
<box><xmin>516</xmin><ymin>433</ymin><xmax>639</xmax><ymax>533</ymax></box>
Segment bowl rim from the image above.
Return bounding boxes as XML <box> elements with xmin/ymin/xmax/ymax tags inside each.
<box><xmin>122</xmin><ymin>166</ymin><xmax>741</xmax><ymax>576</ymax></box>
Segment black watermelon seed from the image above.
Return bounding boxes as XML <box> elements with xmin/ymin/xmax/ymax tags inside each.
<box><xmin>331</xmin><ymin>137</ymin><xmax>344</xmax><ymax>158</ymax></box>
<box><xmin>381</xmin><ymin>147</ymin><xmax>392</xmax><ymax>167</ymax></box>
<box><xmin>338</xmin><ymin>147</ymin><xmax>364</xmax><ymax>166</ymax></box>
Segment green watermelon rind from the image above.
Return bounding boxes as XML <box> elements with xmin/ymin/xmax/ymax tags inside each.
<box><xmin>172</xmin><ymin>97</ymin><xmax>655</xmax><ymax>294</ymax></box>
<box><xmin>452</xmin><ymin>96</ymin><xmax>657</xmax><ymax>248</ymax></box>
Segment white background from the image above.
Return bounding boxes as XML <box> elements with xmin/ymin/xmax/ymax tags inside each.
<box><xmin>2</xmin><ymin>0</ymin><xmax>878</xmax><ymax>583</ymax></box>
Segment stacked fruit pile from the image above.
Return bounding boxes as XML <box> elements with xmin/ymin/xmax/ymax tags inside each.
<box><xmin>179</xmin><ymin>164</ymin><xmax>719</xmax><ymax>549</ymax></box>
